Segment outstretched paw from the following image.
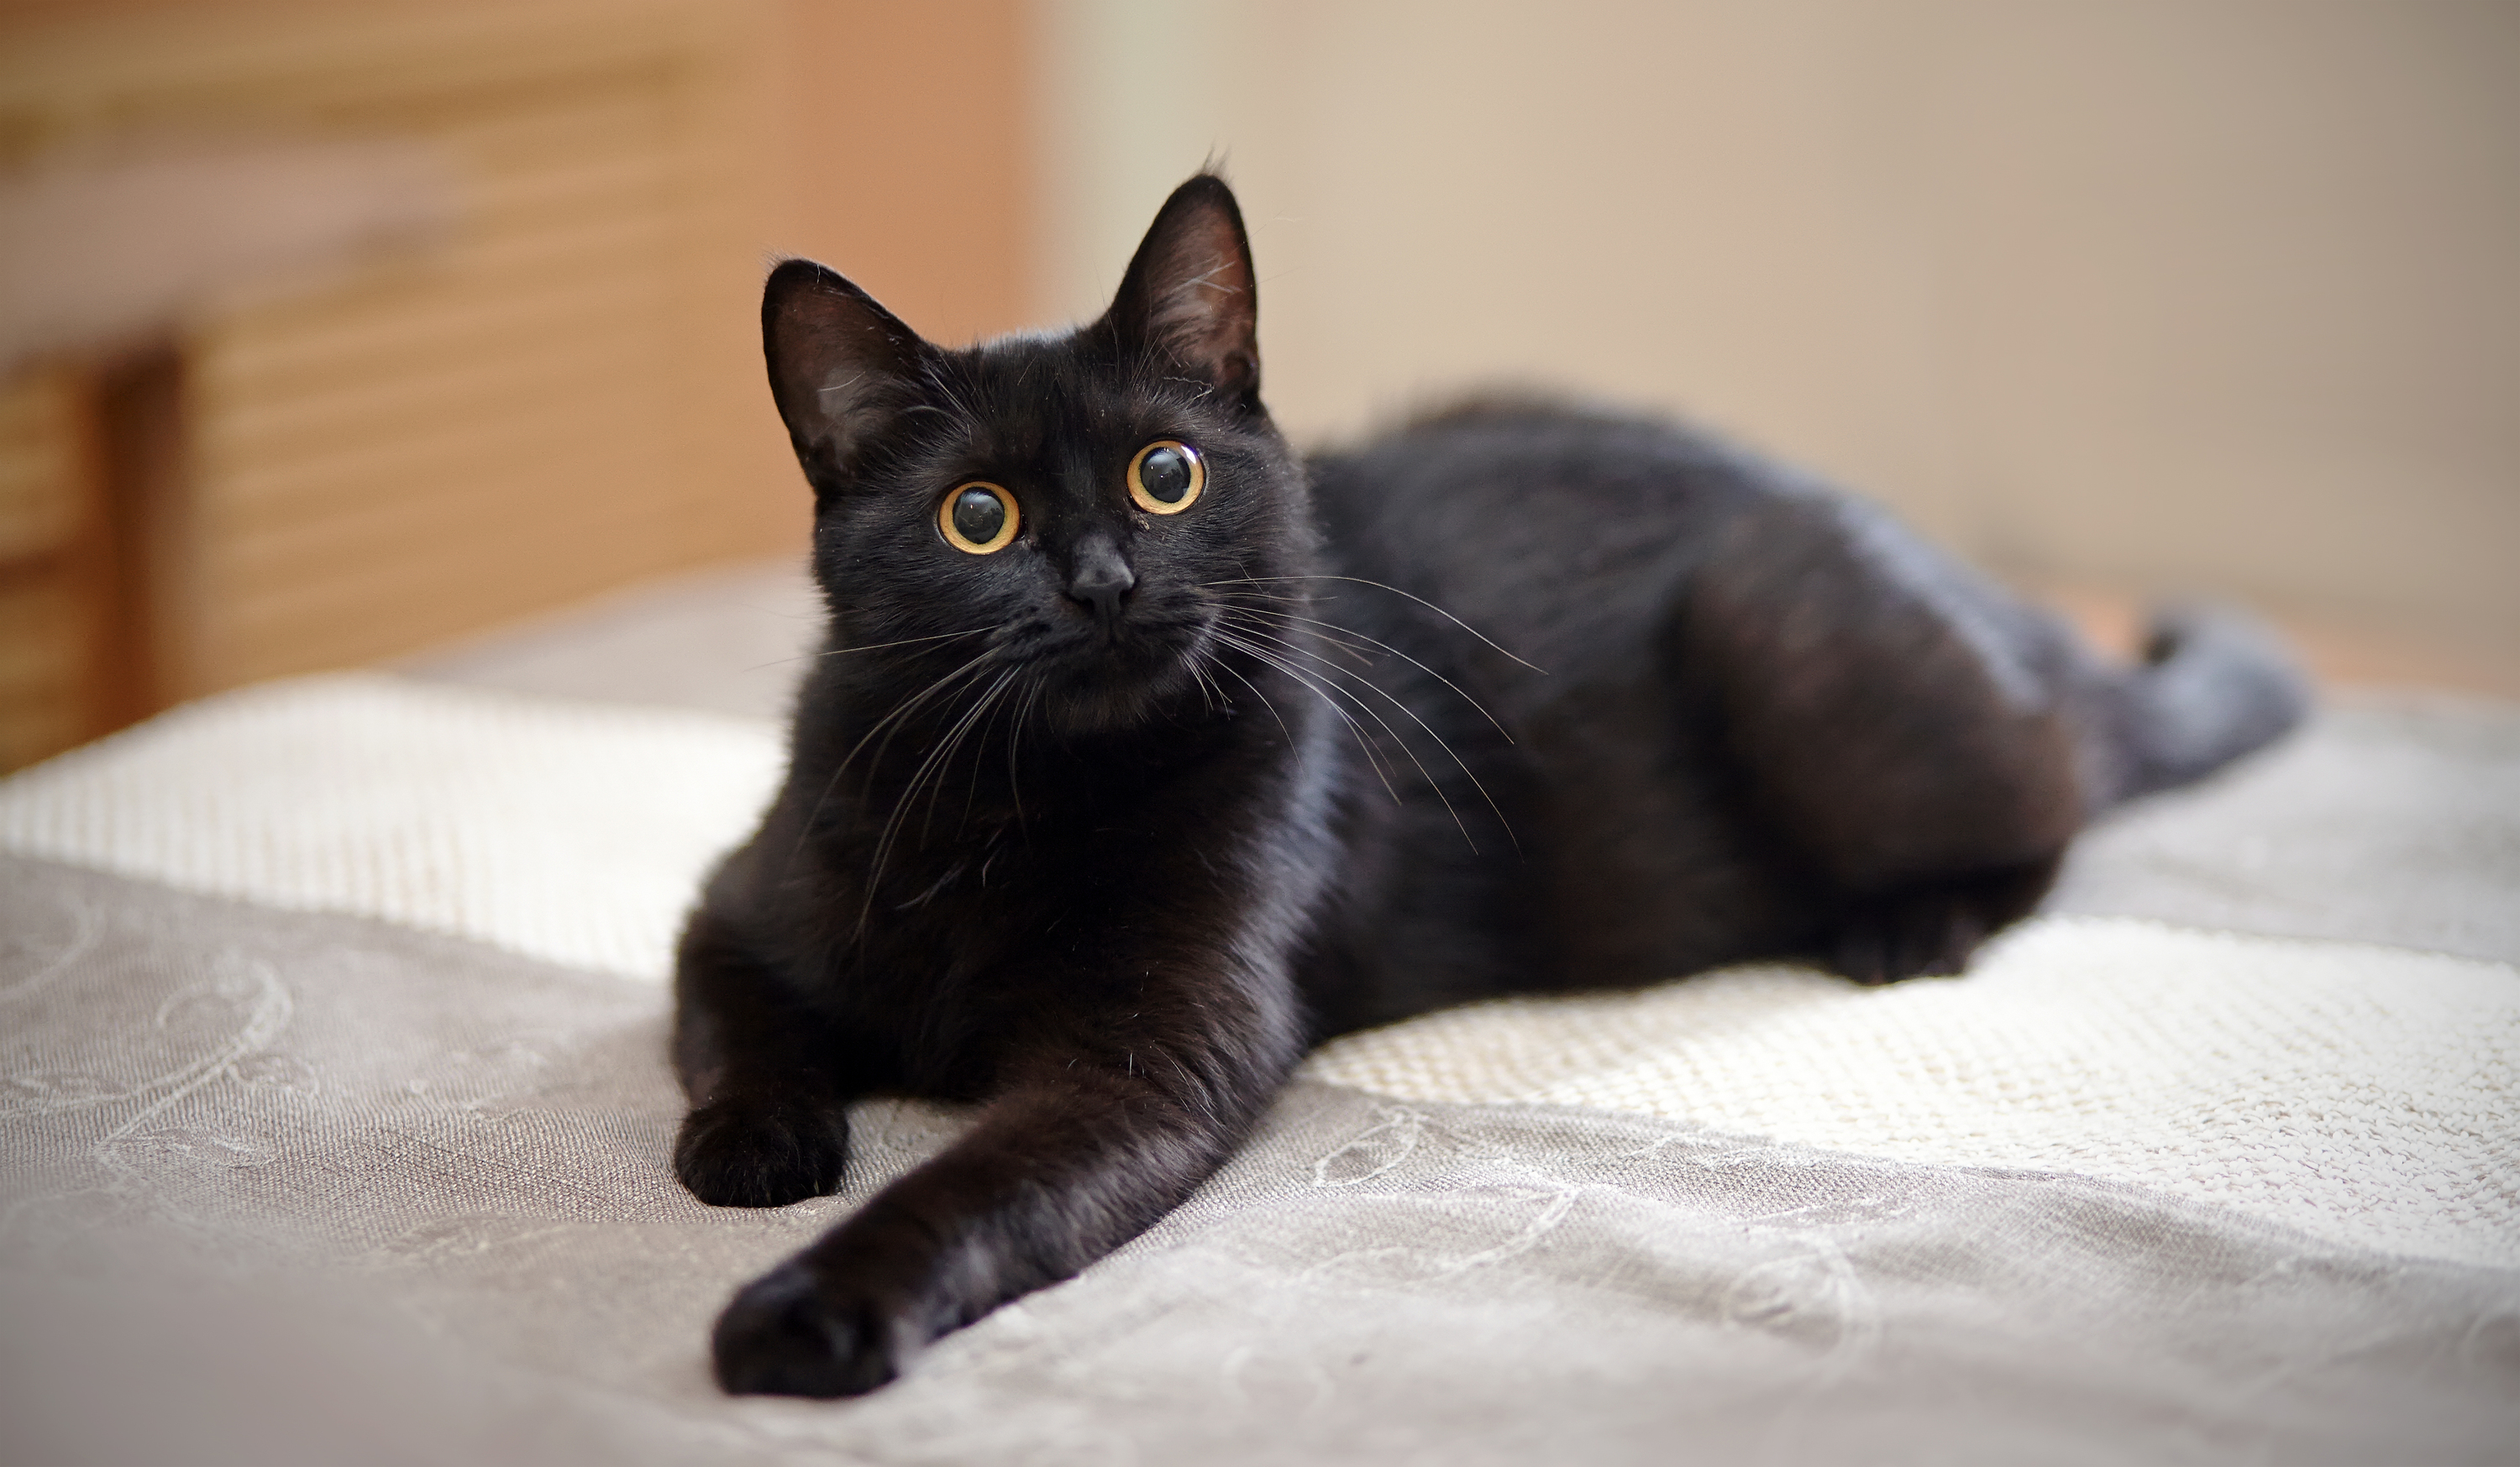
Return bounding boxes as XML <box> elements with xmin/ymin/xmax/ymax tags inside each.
<box><xmin>712</xmin><ymin>1262</ymin><xmax>900</xmax><ymax>1398</ymax></box>
<box><xmin>674</xmin><ymin>1093</ymin><xmax>849</xmax><ymax>1208</ymax></box>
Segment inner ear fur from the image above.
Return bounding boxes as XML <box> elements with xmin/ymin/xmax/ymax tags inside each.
<box><xmin>1109</xmin><ymin>174</ymin><xmax>1260</xmax><ymax>403</ymax></box>
<box><xmin>761</xmin><ymin>259</ymin><xmax>931</xmax><ymax>482</ymax></box>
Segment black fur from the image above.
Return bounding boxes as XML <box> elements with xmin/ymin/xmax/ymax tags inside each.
<box><xmin>672</xmin><ymin>174</ymin><xmax>2308</xmax><ymax>1396</ymax></box>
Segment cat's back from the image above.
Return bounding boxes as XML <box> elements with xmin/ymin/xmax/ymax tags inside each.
<box><xmin>1308</xmin><ymin>398</ymin><xmax>1779</xmax><ymax>682</ymax></box>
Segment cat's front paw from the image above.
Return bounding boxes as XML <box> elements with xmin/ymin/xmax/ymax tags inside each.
<box><xmin>674</xmin><ymin>1093</ymin><xmax>849</xmax><ymax>1208</ymax></box>
<box><xmin>712</xmin><ymin>1262</ymin><xmax>900</xmax><ymax>1397</ymax></box>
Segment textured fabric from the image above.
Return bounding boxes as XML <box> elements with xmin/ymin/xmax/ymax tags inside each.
<box><xmin>4</xmin><ymin>856</ymin><xmax>2516</xmax><ymax>1467</ymax></box>
<box><xmin>2050</xmin><ymin>691</ymin><xmax>2520</xmax><ymax>965</ymax></box>
<box><xmin>0</xmin><ymin>673</ymin><xmax>783</xmax><ymax>979</ymax></box>
<box><xmin>5</xmin><ymin>644</ymin><xmax>2520</xmax><ymax>1463</ymax></box>
<box><xmin>1310</xmin><ymin>917</ymin><xmax>2520</xmax><ymax>1266</ymax></box>
<box><xmin>4</xmin><ymin>673</ymin><xmax>2513</xmax><ymax>1269</ymax></box>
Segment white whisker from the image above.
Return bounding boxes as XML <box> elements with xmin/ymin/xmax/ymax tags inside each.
<box><xmin>1224</xmin><ymin>604</ymin><xmax>1515</xmax><ymax>744</ymax></box>
<box><xmin>1206</xmin><ymin>575</ymin><xmax>1546</xmax><ymax>673</ymax></box>
<box><xmin>1215</xmin><ymin>628</ymin><xmax>1416</xmax><ymax>815</ymax></box>
<box><xmin>743</xmin><ymin>625</ymin><xmax>991</xmax><ymax>676</ymax></box>
<box><xmin>788</xmin><ymin>647</ymin><xmax>999</xmax><ymax>877</ymax></box>
<box><xmin>1217</xmin><ymin>620</ymin><xmax>1516</xmax><ymax>854</ymax></box>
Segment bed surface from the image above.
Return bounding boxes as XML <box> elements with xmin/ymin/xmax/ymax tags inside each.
<box><xmin>3</xmin><ymin>562</ymin><xmax>2514</xmax><ymax>1464</ymax></box>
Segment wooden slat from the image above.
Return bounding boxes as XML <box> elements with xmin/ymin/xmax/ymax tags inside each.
<box><xmin>199</xmin><ymin>255</ymin><xmax>674</xmax><ymax>403</ymax></box>
<box><xmin>0</xmin><ymin>2</ymin><xmax>712</xmax><ymax>127</ymax></box>
<box><xmin>0</xmin><ymin>1</ymin><xmax>785</xmax><ymax>696</ymax></box>
<box><xmin>212</xmin><ymin>496</ymin><xmax>698</xmax><ymax>679</ymax></box>
<box><xmin>205</xmin><ymin>312</ymin><xmax>667</xmax><ymax>478</ymax></box>
<box><xmin>0</xmin><ymin>0</ymin><xmax>1018</xmax><ymax>735</ymax></box>
<box><xmin>0</xmin><ymin>568</ymin><xmax>91</xmax><ymax>768</ymax></box>
<box><xmin>0</xmin><ymin>364</ymin><xmax>106</xmax><ymax>771</ymax></box>
<box><xmin>0</xmin><ymin>369</ymin><xmax>80</xmax><ymax>563</ymax></box>
<box><xmin>212</xmin><ymin>417</ymin><xmax>657</xmax><ymax>584</ymax></box>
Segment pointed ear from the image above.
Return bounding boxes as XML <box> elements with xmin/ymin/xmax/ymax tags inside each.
<box><xmin>1108</xmin><ymin>174</ymin><xmax>1260</xmax><ymax>403</ymax></box>
<box><xmin>762</xmin><ymin>259</ymin><xmax>931</xmax><ymax>483</ymax></box>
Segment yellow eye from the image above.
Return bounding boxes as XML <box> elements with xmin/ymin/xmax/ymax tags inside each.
<box><xmin>1127</xmin><ymin>440</ymin><xmax>1204</xmax><ymax>515</ymax></box>
<box><xmin>938</xmin><ymin>482</ymin><xmax>1020</xmax><ymax>553</ymax></box>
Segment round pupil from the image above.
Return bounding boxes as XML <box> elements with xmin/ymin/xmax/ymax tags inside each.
<box><xmin>1140</xmin><ymin>447</ymin><xmax>1192</xmax><ymax>504</ymax></box>
<box><xmin>952</xmin><ymin>488</ymin><xmax>1005</xmax><ymax>543</ymax></box>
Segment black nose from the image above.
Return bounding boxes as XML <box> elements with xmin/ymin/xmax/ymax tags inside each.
<box><xmin>1066</xmin><ymin>536</ymin><xmax>1136</xmax><ymax>626</ymax></box>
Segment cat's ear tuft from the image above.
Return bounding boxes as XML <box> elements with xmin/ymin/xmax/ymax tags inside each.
<box><xmin>762</xmin><ymin>259</ymin><xmax>930</xmax><ymax>483</ymax></box>
<box><xmin>1109</xmin><ymin>174</ymin><xmax>1260</xmax><ymax>404</ymax></box>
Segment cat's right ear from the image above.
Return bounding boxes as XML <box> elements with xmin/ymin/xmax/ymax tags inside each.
<box><xmin>762</xmin><ymin>259</ymin><xmax>930</xmax><ymax>485</ymax></box>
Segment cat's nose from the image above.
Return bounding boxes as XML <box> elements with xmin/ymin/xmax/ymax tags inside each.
<box><xmin>1066</xmin><ymin>536</ymin><xmax>1136</xmax><ymax>626</ymax></box>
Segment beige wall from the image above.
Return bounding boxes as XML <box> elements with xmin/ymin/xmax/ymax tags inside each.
<box><xmin>1037</xmin><ymin>1</ymin><xmax>2518</xmax><ymax>660</ymax></box>
<box><xmin>776</xmin><ymin>1</ymin><xmax>1032</xmax><ymax>348</ymax></box>
<box><xmin>4</xmin><ymin>0</ymin><xmax>2506</xmax><ymax>768</ymax></box>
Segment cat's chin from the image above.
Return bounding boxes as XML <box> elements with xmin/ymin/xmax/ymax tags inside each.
<box><xmin>1019</xmin><ymin>654</ymin><xmax>1195</xmax><ymax>740</ymax></box>
<box><xmin>1025</xmin><ymin>619</ymin><xmax>1216</xmax><ymax>738</ymax></box>
<box><xmin>1036</xmin><ymin>663</ymin><xmax>1205</xmax><ymax>739</ymax></box>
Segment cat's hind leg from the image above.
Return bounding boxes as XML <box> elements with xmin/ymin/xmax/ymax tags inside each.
<box><xmin>1669</xmin><ymin>496</ymin><xmax>2088</xmax><ymax>983</ymax></box>
<box><xmin>1827</xmin><ymin>855</ymin><xmax>2060</xmax><ymax>984</ymax></box>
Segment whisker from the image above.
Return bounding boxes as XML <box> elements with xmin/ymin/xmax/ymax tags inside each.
<box><xmin>1224</xmin><ymin>605</ymin><xmax>1515</xmax><ymax>744</ymax></box>
<box><xmin>1219</xmin><ymin>621</ymin><xmax>1517</xmax><ymax>855</ymax></box>
<box><xmin>847</xmin><ymin>652</ymin><xmax>997</xmax><ymax>795</ymax></box>
<box><xmin>1005</xmin><ymin>675</ymin><xmax>1042</xmax><ymax>828</ymax></box>
<box><xmin>742</xmin><ymin>625</ymin><xmax>992</xmax><ymax>674</ymax></box>
<box><xmin>816</xmin><ymin>626</ymin><xmax>995</xmax><ymax>661</ymax></box>
<box><xmin>1215</xmin><ymin>628</ymin><xmax>1412</xmax><ymax>813</ymax></box>
<box><xmin>948</xmin><ymin>676</ymin><xmax>1021</xmax><ymax>831</ymax></box>
<box><xmin>908</xmin><ymin>667</ymin><xmax>1016</xmax><ymax>847</ymax></box>
<box><xmin>1218</xmin><ymin>604</ymin><xmax>1378</xmax><ymax>668</ymax></box>
<box><xmin>1193</xmin><ymin>661</ymin><xmax>1227</xmax><ymax>714</ymax></box>
<box><xmin>1207</xmin><ymin>575</ymin><xmax>1546</xmax><ymax>674</ymax></box>
<box><xmin>961</xmin><ymin>667</ymin><xmax>1026</xmax><ymax>827</ymax></box>
<box><xmin>789</xmin><ymin>647</ymin><xmax>996</xmax><ymax>865</ymax></box>
<box><xmin>860</xmin><ymin>667</ymin><xmax>1016</xmax><ymax>935</ymax></box>
<box><xmin>1203</xmin><ymin>647</ymin><xmax>1294</xmax><ymax>747</ymax></box>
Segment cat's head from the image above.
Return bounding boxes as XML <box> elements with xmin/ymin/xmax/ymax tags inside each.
<box><xmin>763</xmin><ymin>174</ymin><xmax>1312</xmax><ymax>739</ymax></box>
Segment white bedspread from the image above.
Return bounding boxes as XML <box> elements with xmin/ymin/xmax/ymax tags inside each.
<box><xmin>4</xmin><ymin>673</ymin><xmax>2512</xmax><ymax>1267</ymax></box>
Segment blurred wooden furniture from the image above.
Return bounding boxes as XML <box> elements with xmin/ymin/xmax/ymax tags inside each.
<box><xmin>0</xmin><ymin>0</ymin><xmax>1032</xmax><ymax>773</ymax></box>
<box><xmin>0</xmin><ymin>364</ymin><xmax>113</xmax><ymax>766</ymax></box>
<box><xmin>0</xmin><ymin>2</ymin><xmax>797</xmax><ymax>770</ymax></box>
<box><xmin>0</xmin><ymin>138</ymin><xmax>452</xmax><ymax>767</ymax></box>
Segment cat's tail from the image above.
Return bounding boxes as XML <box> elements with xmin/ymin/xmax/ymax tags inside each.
<box><xmin>2079</xmin><ymin>603</ymin><xmax>2312</xmax><ymax>809</ymax></box>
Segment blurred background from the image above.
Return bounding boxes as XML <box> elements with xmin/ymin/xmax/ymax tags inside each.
<box><xmin>1</xmin><ymin>0</ymin><xmax>2512</xmax><ymax>771</ymax></box>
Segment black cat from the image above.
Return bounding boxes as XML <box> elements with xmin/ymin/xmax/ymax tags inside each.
<box><xmin>670</xmin><ymin>174</ymin><xmax>2306</xmax><ymax>1397</ymax></box>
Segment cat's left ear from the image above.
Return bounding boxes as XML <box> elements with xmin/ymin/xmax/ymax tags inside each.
<box><xmin>1108</xmin><ymin>174</ymin><xmax>1260</xmax><ymax>406</ymax></box>
<box><xmin>762</xmin><ymin>259</ymin><xmax>932</xmax><ymax>485</ymax></box>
